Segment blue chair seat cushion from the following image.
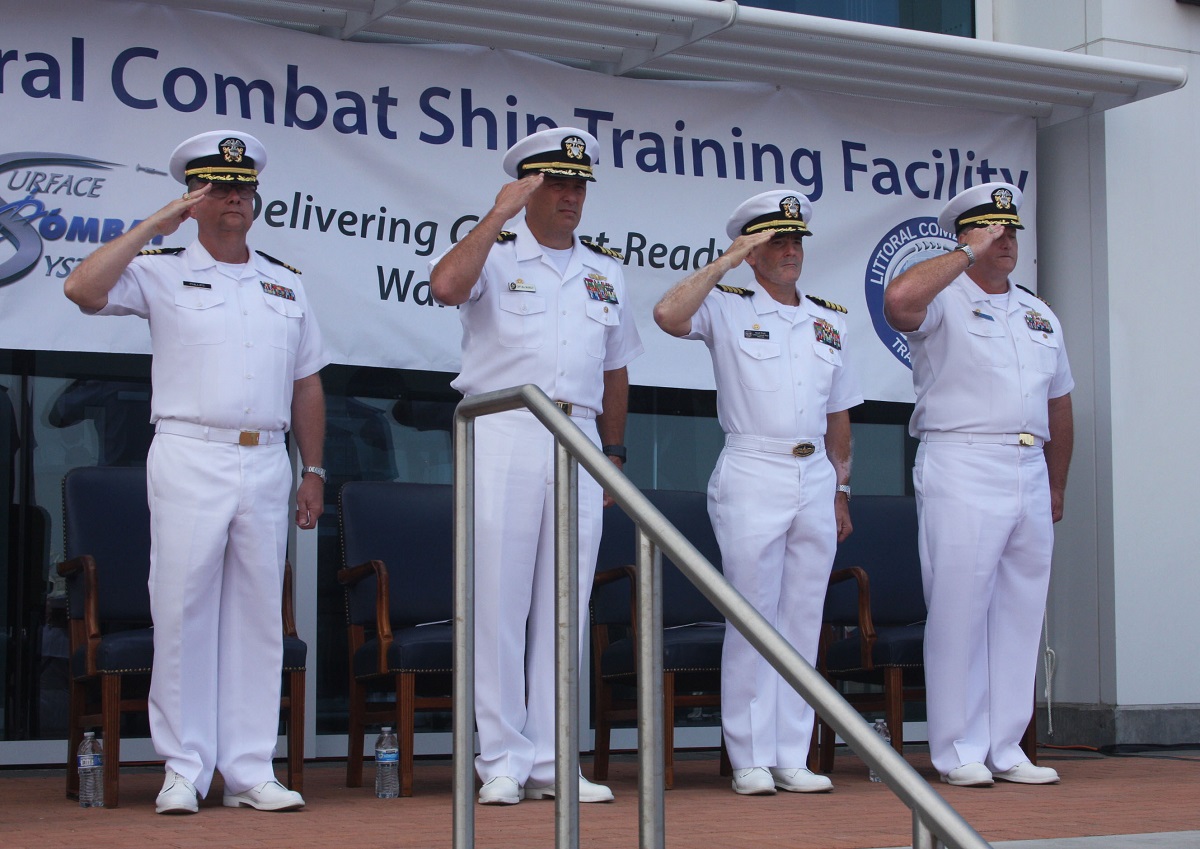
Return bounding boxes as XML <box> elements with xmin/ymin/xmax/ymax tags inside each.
<box><xmin>601</xmin><ymin>623</ymin><xmax>725</xmax><ymax>679</ymax></box>
<box><xmin>824</xmin><ymin>624</ymin><xmax>925</xmax><ymax>679</ymax></box>
<box><xmin>352</xmin><ymin>624</ymin><xmax>453</xmax><ymax>678</ymax></box>
<box><xmin>70</xmin><ymin>628</ymin><xmax>153</xmax><ymax>677</ymax></box>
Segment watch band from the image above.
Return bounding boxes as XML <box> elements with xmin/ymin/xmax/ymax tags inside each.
<box><xmin>602</xmin><ymin>444</ymin><xmax>627</xmax><ymax>463</ymax></box>
<box><xmin>301</xmin><ymin>465</ymin><xmax>328</xmax><ymax>483</ymax></box>
<box><xmin>836</xmin><ymin>484</ymin><xmax>852</xmax><ymax>501</ymax></box>
<box><xmin>953</xmin><ymin>243</ymin><xmax>976</xmax><ymax>268</ymax></box>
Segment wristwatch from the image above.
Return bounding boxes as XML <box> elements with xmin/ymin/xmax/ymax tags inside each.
<box><xmin>602</xmin><ymin>444</ymin><xmax>627</xmax><ymax>463</ymax></box>
<box><xmin>836</xmin><ymin>484</ymin><xmax>852</xmax><ymax>501</ymax></box>
<box><xmin>301</xmin><ymin>465</ymin><xmax>328</xmax><ymax>483</ymax></box>
<box><xmin>952</xmin><ymin>243</ymin><xmax>976</xmax><ymax>268</ymax></box>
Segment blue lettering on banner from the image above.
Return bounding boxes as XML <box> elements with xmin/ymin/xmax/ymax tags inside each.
<box><xmin>863</xmin><ymin>216</ymin><xmax>957</xmax><ymax>369</ymax></box>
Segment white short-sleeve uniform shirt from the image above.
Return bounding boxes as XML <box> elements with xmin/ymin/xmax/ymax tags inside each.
<box><xmin>95</xmin><ymin>239</ymin><xmax>327</xmax><ymax>431</ymax></box>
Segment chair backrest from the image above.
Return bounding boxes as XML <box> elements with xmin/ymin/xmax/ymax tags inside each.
<box><xmin>826</xmin><ymin>494</ymin><xmax>925</xmax><ymax>627</ymax></box>
<box><xmin>339</xmin><ymin>481</ymin><xmax>454</xmax><ymax>629</ymax></box>
<box><xmin>591</xmin><ymin>489</ymin><xmax>725</xmax><ymax>629</ymax></box>
<box><xmin>62</xmin><ymin>466</ymin><xmax>153</xmax><ymax>625</ymax></box>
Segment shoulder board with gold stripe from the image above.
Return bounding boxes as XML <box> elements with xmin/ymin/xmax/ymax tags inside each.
<box><xmin>1016</xmin><ymin>284</ymin><xmax>1050</xmax><ymax>306</ymax></box>
<box><xmin>806</xmin><ymin>294</ymin><xmax>847</xmax><ymax>314</ymax></box>
<box><xmin>256</xmin><ymin>250</ymin><xmax>301</xmax><ymax>275</ymax></box>
<box><xmin>137</xmin><ymin>247</ymin><xmax>185</xmax><ymax>256</ymax></box>
<box><xmin>579</xmin><ymin>238</ymin><xmax>623</xmax><ymax>260</ymax></box>
<box><xmin>716</xmin><ymin>284</ymin><xmax>754</xmax><ymax>297</ymax></box>
<box><xmin>496</xmin><ymin>231</ymin><xmax>517</xmax><ymax>243</ymax></box>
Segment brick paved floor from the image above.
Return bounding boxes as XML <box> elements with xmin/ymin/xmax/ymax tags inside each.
<box><xmin>2</xmin><ymin>747</ymin><xmax>1198</xmax><ymax>849</ymax></box>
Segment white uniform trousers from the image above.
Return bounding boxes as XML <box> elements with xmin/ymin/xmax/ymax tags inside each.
<box><xmin>708</xmin><ymin>444</ymin><xmax>836</xmax><ymax>770</ymax></box>
<box><xmin>914</xmin><ymin>442</ymin><xmax>1053</xmax><ymax>775</ymax></box>
<box><xmin>472</xmin><ymin>410</ymin><xmax>603</xmax><ymax>787</ymax></box>
<box><xmin>146</xmin><ymin>432</ymin><xmax>290</xmax><ymax>798</ymax></box>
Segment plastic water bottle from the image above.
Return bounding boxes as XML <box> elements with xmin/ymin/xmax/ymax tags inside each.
<box><xmin>374</xmin><ymin>727</ymin><xmax>400</xmax><ymax>798</ymax></box>
<box><xmin>77</xmin><ymin>731</ymin><xmax>105</xmax><ymax>807</ymax></box>
<box><xmin>868</xmin><ymin>718</ymin><xmax>891</xmax><ymax>783</ymax></box>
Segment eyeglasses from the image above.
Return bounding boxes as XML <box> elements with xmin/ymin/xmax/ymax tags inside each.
<box><xmin>205</xmin><ymin>183</ymin><xmax>258</xmax><ymax>200</ymax></box>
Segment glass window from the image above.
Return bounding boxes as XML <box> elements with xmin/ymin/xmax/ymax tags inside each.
<box><xmin>740</xmin><ymin>0</ymin><xmax>975</xmax><ymax>37</ymax></box>
<box><xmin>0</xmin><ymin>350</ymin><xmax>915</xmax><ymax>748</ymax></box>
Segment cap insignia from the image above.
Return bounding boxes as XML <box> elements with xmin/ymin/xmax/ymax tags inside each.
<box><xmin>991</xmin><ymin>187</ymin><xmax>1014</xmax><ymax>210</ymax></box>
<box><xmin>220</xmin><ymin>137</ymin><xmax>246</xmax><ymax>164</ymax></box>
<box><xmin>563</xmin><ymin>136</ymin><xmax>586</xmax><ymax>161</ymax></box>
<box><xmin>780</xmin><ymin>196</ymin><xmax>801</xmax><ymax>220</ymax></box>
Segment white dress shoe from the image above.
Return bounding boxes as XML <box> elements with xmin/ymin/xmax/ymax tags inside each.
<box><xmin>478</xmin><ymin>776</ymin><xmax>523</xmax><ymax>805</ymax></box>
<box><xmin>525</xmin><ymin>775</ymin><xmax>614</xmax><ymax>803</ymax></box>
<box><xmin>941</xmin><ymin>762</ymin><xmax>994</xmax><ymax>787</ymax></box>
<box><xmin>993</xmin><ymin>762</ymin><xmax>1060</xmax><ymax>784</ymax></box>
<box><xmin>732</xmin><ymin>767</ymin><xmax>777</xmax><ymax>795</ymax></box>
<box><xmin>156</xmin><ymin>769</ymin><xmax>199</xmax><ymax>814</ymax></box>
<box><xmin>222</xmin><ymin>780</ymin><xmax>305</xmax><ymax>811</ymax></box>
<box><xmin>770</xmin><ymin>767</ymin><xmax>833</xmax><ymax>793</ymax></box>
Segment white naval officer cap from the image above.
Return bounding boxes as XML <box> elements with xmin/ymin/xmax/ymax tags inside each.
<box><xmin>725</xmin><ymin>189</ymin><xmax>814</xmax><ymax>241</ymax></box>
<box><xmin>937</xmin><ymin>181</ymin><xmax>1024</xmax><ymax>236</ymax></box>
<box><xmin>168</xmin><ymin>130</ymin><xmax>266</xmax><ymax>186</ymax></box>
<box><xmin>501</xmin><ymin>127</ymin><xmax>598</xmax><ymax>182</ymax></box>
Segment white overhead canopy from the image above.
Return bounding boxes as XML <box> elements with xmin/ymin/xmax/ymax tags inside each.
<box><xmin>126</xmin><ymin>0</ymin><xmax>1186</xmax><ymax>126</ymax></box>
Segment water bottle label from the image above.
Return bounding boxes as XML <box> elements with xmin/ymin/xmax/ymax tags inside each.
<box><xmin>78</xmin><ymin>754</ymin><xmax>103</xmax><ymax>769</ymax></box>
<box><xmin>376</xmin><ymin>749</ymin><xmax>399</xmax><ymax>763</ymax></box>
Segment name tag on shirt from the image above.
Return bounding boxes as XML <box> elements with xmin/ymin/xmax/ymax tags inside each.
<box><xmin>261</xmin><ymin>281</ymin><xmax>296</xmax><ymax>301</ymax></box>
<box><xmin>584</xmin><ymin>273</ymin><xmax>618</xmax><ymax>304</ymax></box>
<box><xmin>744</xmin><ymin>329</ymin><xmax>770</xmax><ymax>340</ymax></box>
<box><xmin>182</xmin><ymin>280</ymin><xmax>211</xmax><ymax>289</ymax></box>
<box><xmin>508</xmin><ymin>278</ymin><xmax>536</xmax><ymax>292</ymax></box>
<box><xmin>972</xmin><ymin>308</ymin><xmax>995</xmax><ymax>321</ymax></box>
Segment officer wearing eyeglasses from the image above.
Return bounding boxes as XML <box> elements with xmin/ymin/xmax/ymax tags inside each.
<box><xmin>883</xmin><ymin>182</ymin><xmax>1073</xmax><ymax>789</ymax></box>
<box><xmin>65</xmin><ymin>130</ymin><xmax>327</xmax><ymax>814</ymax></box>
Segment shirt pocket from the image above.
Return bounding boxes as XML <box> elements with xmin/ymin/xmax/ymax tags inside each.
<box><xmin>584</xmin><ymin>299</ymin><xmax>619</xmax><ymax>359</ymax></box>
<box><xmin>173</xmin><ymin>289</ymin><xmax>226</xmax><ymax>346</ymax></box>
<box><xmin>810</xmin><ymin>341</ymin><xmax>842</xmax><ymax>395</ymax></box>
<box><xmin>262</xmin><ymin>290</ymin><xmax>304</xmax><ymax>353</ymax></box>
<box><xmin>1024</xmin><ymin>327</ymin><xmax>1060</xmax><ymax>373</ymax></box>
<box><xmin>965</xmin><ymin>317</ymin><xmax>1011</xmax><ymax>368</ymax></box>
<box><xmin>497</xmin><ymin>294</ymin><xmax>546</xmax><ymax>349</ymax></box>
<box><xmin>736</xmin><ymin>337</ymin><xmax>782</xmax><ymax>391</ymax></box>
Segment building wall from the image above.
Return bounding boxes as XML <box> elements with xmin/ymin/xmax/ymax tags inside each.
<box><xmin>989</xmin><ymin>0</ymin><xmax>1200</xmax><ymax>742</ymax></box>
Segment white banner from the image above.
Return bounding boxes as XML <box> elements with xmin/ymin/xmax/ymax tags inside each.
<box><xmin>0</xmin><ymin>0</ymin><xmax>1036</xmax><ymax>402</ymax></box>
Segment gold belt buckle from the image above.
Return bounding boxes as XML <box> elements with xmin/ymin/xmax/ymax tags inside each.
<box><xmin>239</xmin><ymin>431</ymin><xmax>261</xmax><ymax>447</ymax></box>
<box><xmin>792</xmin><ymin>442</ymin><xmax>815</xmax><ymax>457</ymax></box>
<box><xmin>555</xmin><ymin>401</ymin><xmax>573</xmax><ymax>416</ymax></box>
<box><xmin>1018</xmin><ymin>432</ymin><xmax>1035</xmax><ymax>447</ymax></box>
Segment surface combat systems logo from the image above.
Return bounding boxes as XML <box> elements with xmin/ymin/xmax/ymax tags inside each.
<box><xmin>0</xmin><ymin>152</ymin><xmax>122</xmax><ymax>288</ymax></box>
<box><xmin>863</xmin><ymin>216</ymin><xmax>956</xmax><ymax>369</ymax></box>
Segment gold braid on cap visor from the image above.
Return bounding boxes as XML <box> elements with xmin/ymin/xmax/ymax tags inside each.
<box><xmin>743</xmin><ymin>219</ymin><xmax>810</xmax><ymax>236</ymax></box>
<box><xmin>519</xmin><ymin>160</ymin><xmax>594</xmax><ymax>179</ymax></box>
<box><xmin>185</xmin><ymin>166</ymin><xmax>259</xmax><ymax>183</ymax></box>
<box><xmin>957</xmin><ymin>212</ymin><xmax>1023</xmax><ymax>228</ymax></box>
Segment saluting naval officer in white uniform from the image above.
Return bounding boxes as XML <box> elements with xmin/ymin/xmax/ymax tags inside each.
<box><xmin>883</xmin><ymin>182</ymin><xmax>1073</xmax><ymax>788</ymax></box>
<box><xmin>654</xmin><ymin>190</ymin><xmax>862</xmax><ymax>796</ymax></box>
<box><xmin>65</xmin><ymin>131</ymin><xmax>327</xmax><ymax>814</ymax></box>
<box><xmin>429</xmin><ymin>128</ymin><xmax>642</xmax><ymax>806</ymax></box>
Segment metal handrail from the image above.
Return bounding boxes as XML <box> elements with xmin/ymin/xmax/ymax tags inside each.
<box><xmin>452</xmin><ymin>383</ymin><xmax>991</xmax><ymax>849</ymax></box>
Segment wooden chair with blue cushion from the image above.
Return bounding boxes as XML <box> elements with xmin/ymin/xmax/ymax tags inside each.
<box><xmin>590</xmin><ymin>489</ymin><xmax>730</xmax><ymax>789</ymax></box>
<box><xmin>58</xmin><ymin>465</ymin><xmax>306</xmax><ymax>806</ymax></box>
<box><xmin>336</xmin><ymin>480</ymin><xmax>454</xmax><ymax>796</ymax></box>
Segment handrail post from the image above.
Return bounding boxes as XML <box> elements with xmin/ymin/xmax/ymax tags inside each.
<box><xmin>914</xmin><ymin>811</ymin><xmax>945</xmax><ymax>849</ymax></box>
<box><xmin>635</xmin><ymin>528</ymin><xmax>665</xmax><ymax>849</ymax></box>
<box><xmin>452</xmin><ymin>414</ymin><xmax>476</xmax><ymax>849</ymax></box>
<box><xmin>554</xmin><ymin>441</ymin><xmax>581</xmax><ymax>849</ymax></box>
